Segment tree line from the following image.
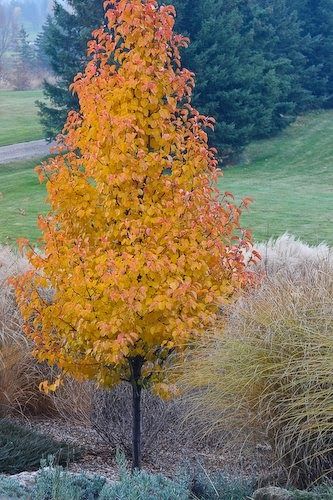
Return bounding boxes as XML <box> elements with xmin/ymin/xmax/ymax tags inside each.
<box><xmin>37</xmin><ymin>0</ymin><xmax>333</xmax><ymax>160</ymax></box>
<box><xmin>0</xmin><ymin>0</ymin><xmax>50</xmax><ymax>89</ymax></box>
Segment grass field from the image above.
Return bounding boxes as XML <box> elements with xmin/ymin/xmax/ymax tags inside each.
<box><xmin>0</xmin><ymin>111</ymin><xmax>332</xmax><ymax>246</ymax></box>
<box><xmin>0</xmin><ymin>159</ymin><xmax>46</xmax><ymax>244</ymax></box>
<box><xmin>0</xmin><ymin>90</ymin><xmax>44</xmax><ymax>147</ymax></box>
<box><xmin>220</xmin><ymin>111</ymin><xmax>333</xmax><ymax>244</ymax></box>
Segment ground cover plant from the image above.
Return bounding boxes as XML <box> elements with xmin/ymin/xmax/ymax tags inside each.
<box><xmin>0</xmin><ymin>476</ymin><xmax>29</xmax><ymax>499</ymax></box>
<box><xmin>14</xmin><ymin>0</ymin><xmax>253</xmax><ymax>469</ymax></box>
<box><xmin>221</xmin><ymin>110</ymin><xmax>333</xmax><ymax>244</ymax></box>
<box><xmin>0</xmin><ymin>90</ymin><xmax>44</xmax><ymax>146</ymax></box>
<box><xmin>1</xmin><ymin>463</ymin><xmax>332</xmax><ymax>499</ymax></box>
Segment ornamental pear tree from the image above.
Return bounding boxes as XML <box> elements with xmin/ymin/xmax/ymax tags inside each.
<box><xmin>15</xmin><ymin>0</ymin><xmax>254</xmax><ymax>469</ymax></box>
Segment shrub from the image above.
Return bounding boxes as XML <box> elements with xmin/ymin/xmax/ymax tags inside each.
<box><xmin>99</xmin><ymin>473</ymin><xmax>189</xmax><ymax>500</ymax></box>
<box><xmin>99</xmin><ymin>459</ymin><xmax>189</xmax><ymax>500</ymax></box>
<box><xmin>0</xmin><ymin>420</ymin><xmax>80</xmax><ymax>474</ymax></box>
<box><xmin>30</xmin><ymin>455</ymin><xmax>190</xmax><ymax>500</ymax></box>
<box><xmin>0</xmin><ymin>246</ymin><xmax>28</xmax><ymax>346</ymax></box>
<box><xmin>0</xmin><ymin>475</ymin><xmax>29</xmax><ymax>498</ymax></box>
<box><xmin>32</xmin><ymin>465</ymin><xmax>106</xmax><ymax>500</ymax></box>
<box><xmin>178</xmin><ymin>243</ymin><xmax>333</xmax><ymax>488</ymax></box>
<box><xmin>190</xmin><ymin>469</ymin><xmax>255</xmax><ymax>499</ymax></box>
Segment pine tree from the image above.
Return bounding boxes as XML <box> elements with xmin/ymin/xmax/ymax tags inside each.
<box><xmin>11</xmin><ymin>26</ymin><xmax>36</xmax><ymax>90</ymax></box>
<box><xmin>37</xmin><ymin>0</ymin><xmax>104</xmax><ymax>139</ymax></box>
<box><xmin>293</xmin><ymin>0</ymin><xmax>333</xmax><ymax>108</ymax></box>
<box><xmin>168</xmin><ymin>0</ymin><xmax>282</xmax><ymax>159</ymax></box>
<box><xmin>249</xmin><ymin>0</ymin><xmax>315</xmax><ymax>136</ymax></box>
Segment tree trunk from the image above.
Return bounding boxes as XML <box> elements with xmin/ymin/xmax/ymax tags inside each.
<box><xmin>129</xmin><ymin>356</ymin><xmax>144</xmax><ymax>470</ymax></box>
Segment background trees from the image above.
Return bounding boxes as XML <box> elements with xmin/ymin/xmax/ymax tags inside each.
<box><xmin>36</xmin><ymin>0</ymin><xmax>104</xmax><ymax>139</ymax></box>
<box><xmin>0</xmin><ymin>2</ymin><xmax>17</xmax><ymax>76</ymax></box>
<box><xmin>0</xmin><ymin>0</ymin><xmax>50</xmax><ymax>89</ymax></box>
<box><xmin>169</xmin><ymin>0</ymin><xmax>268</xmax><ymax>157</ymax></box>
<box><xmin>10</xmin><ymin>27</ymin><xmax>36</xmax><ymax>90</ymax></box>
<box><xmin>293</xmin><ymin>0</ymin><xmax>333</xmax><ymax>108</ymax></box>
<box><xmin>168</xmin><ymin>0</ymin><xmax>320</xmax><ymax>156</ymax></box>
<box><xmin>35</xmin><ymin>0</ymin><xmax>333</xmax><ymax>159</ymax></box>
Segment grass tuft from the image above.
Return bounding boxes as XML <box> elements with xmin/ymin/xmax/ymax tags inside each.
<box><xmin>0</xmin><ymin>246</ymin><xmax>54</xmax><ymax>417</ymax></box>
<box><xmin>178</xmin><ymin>238</ymin><xmax>333</xmax><ymax>488</ymax></box>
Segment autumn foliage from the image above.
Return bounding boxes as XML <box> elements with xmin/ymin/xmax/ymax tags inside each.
<box><xmin>14</xmin><ymin>0</ymin><xmax>253</xmax><ymax>467</ymax></box>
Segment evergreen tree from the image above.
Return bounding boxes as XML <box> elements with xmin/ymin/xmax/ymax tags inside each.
<box><xmin>293</xmin><ymin>0</ymin><xmax>333</xmax><ymax>108</ymax></box>
<box><xmin>11</xmin><ymin>26</ymin><xmax>36</xmax><ymax>90</ymax></box>
<box><xmin>168</xmin><ymin>0</ymin><xmax>322</xmax><ymax>156</ymax></box>
<box><xmin>249</xmin><ymin>0</ymin><xmax>315</xmax><ymax>136</ymax></box>
<box><xmin>168</xmin><ymin>0</ymin><xmax>283</xmax><ymax>158</ymax></box>
<box><xmin>37</xmin><ymin>0</ymin><xmax>104</xmax><ymax>139</ymax></box>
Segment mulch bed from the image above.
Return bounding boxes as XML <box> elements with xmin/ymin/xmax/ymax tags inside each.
<box><xmin>12</xmin><ymin>415</ymin><xmax>280</xmax><ymax>483</ymax></box>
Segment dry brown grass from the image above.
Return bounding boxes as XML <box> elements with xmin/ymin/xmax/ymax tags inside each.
<box><xmin>178</xmin><ymin>238</ymin><xmax>333</xmax><ymax>488</ymax></box>
<box><xmin>0</xmin><ymin>246</ymin><xmax>54</xmax><ymax>417</ymax></box>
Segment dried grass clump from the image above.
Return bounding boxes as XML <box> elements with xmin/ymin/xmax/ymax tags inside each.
<box><xmin>179</xmin><ymin>243</ymin><xmax>333</xmax><ymax>488</ymax></box>
<box><xmin>255</xmin><ymin>233</ymin><xmax>332</xmax><ymax>277</ymax></box>
<box><xmin>0</xmin><ymin>246</ymin><xmax>29</xmax><ymax>346</ymax></box>
<box><xmin>0</xmin><ymin>246</ymin><xmax>54</xmax><ymax>416</ymax></box>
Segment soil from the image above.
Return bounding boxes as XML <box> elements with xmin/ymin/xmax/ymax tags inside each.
<box><xmin>14</xmin><ymin>415</ymin><xmax>280</xmax><ymax>483</ymax></box>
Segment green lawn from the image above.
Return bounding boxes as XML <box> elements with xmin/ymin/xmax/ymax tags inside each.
<box><xmin>219</xmin><ymin>111</ymin><xmax>333</xmax><ymax>244</ymax></box>
<box><xmin>0</xmin><ymin>90</ymin><xmax>44</xmax><ymax>147</ymax></box>
<box><xmin>0</xmin><ymin>111</ymin><xmax>332</xmax><ymax>246</ymax></box>
<box><xmin>0</xmin><ymin>159</ymin><xmax>46</xmax><ymax>245</ymax></box>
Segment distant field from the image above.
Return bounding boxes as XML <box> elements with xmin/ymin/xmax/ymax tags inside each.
<box><xmin>0</xmin><ymin>90</ymin><xmax>44</xmax><ymax>147</ymax></box>
<box><xmin>0</xmin><ymin>111</ymin><xmax>332</xmax><ymax>246</ymax></box>
<box><xmin>0</xmin><ymin>159</ymin><xmax>46</xmax><ymax>245</ymax></box>
<box><xmin>220</xmin><ymin>111</ymin><xmax>333</xmax><ymax>245</ymax></box>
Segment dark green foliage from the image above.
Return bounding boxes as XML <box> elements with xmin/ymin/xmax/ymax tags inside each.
<box><xmin>170</xmin><ymin>0</ymin><xmax>276</xmax><ymax>157</ymax></box>
<box><xmin>0</xmin><ymin>420</ymin><xmax>80</xmax><ymax>474</ymax></box>
<box><xmin>167</xmin><ymin>0</ymin><xmax>314</xmax><ymax>158</ymax></box>
<box><xmin>249</xmin><ymin>0</ymin><xmax>316</xmax><ymax>129</ymax></box>
<box><xmin>37</xmin><ymin>0</ymin><xmax>105</xmax><ymax>139</ymax></box>
<box><xmin>293</xmin><ymin>0</ymin><xmax>333</xmax><ymax>108</ymax></box>
<box><xmin>32</xmin><ymin>466</ymin><xmax>106</xmax><ymax>500</ymax></box>
<box><xmin>37</xmin><ymin>0</ymin><xmax>332</xmax><ymax>156</ymax></box>
<box><xmin>0</xmin><ymin>476</ymin><xmax>29</xmax><ymax>499</ymax></box>
<box><xmin>190</xmin><ymin>470</ymin><xmax>255</xmax><ymax>500</ymax></box>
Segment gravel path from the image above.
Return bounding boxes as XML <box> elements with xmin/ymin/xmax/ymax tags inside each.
<box><xmin>0</xmin><ymin>139</ymin><xmax>55</xmax><ymax>164</ymax></box>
